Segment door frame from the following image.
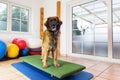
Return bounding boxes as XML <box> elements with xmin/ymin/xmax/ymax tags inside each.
<box><xmin>66</xmin><ymin>0</ymin><xmax>120</xmax><ymax>63</ymax></box>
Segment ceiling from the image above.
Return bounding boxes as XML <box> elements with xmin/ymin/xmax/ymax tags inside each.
<box><xmin>72</xmin><ymin>0</ymin><xmax>120</xmax><ymax>26</ymax></box>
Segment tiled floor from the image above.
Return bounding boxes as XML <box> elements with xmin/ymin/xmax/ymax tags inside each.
<box><xmin>0</xmin><ymin>56</ymin><xmax>120</xmax><ymax>80</ymax></box>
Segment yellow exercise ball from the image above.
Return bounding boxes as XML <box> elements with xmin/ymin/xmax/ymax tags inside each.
<box><xmin>7</xmin><ymin>44</ymin><xmax>19</xmax><ymax>58</ymax></box>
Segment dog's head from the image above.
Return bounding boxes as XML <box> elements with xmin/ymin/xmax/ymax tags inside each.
<box><xmin>44</xmin><ymin>16</ymin><xmax>62</xmax><ymax>32</ymax></box>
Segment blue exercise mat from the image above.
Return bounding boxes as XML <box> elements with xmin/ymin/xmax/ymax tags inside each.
<box><xmin>12</xmin><ymin>62</ymin><xmax>93</xmax><ymax>80</ymax></box>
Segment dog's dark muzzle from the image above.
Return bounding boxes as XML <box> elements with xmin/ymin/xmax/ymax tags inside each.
<box><xmin>51</xmin><ymin>25</ymin><xmax>57</xmax><ymax>31</ymax></box>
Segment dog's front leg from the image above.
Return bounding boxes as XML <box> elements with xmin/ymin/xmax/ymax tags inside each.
<box><xmin>43</xmin><ymin>49</ymin><xmax>49</xmax><ymax>68</ymax></box>
<box><xmin>54</xmin><ymin>50</ymin><xmax>60</xmax><ymax>67</ymax></box>
<box><xmin>41</xmin><ymin>47</ymin><xmax>44</xmax><ymax>61</ymax></box>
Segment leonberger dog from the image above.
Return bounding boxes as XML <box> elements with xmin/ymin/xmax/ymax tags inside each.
<box><xmin>41</xmin><ymin>16</ymin><xmax>62</xmax><ymax>68</ymax></box>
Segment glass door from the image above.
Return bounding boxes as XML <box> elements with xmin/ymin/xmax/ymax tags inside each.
<box><xmin>113</xmin><ymin>0</ymin><xmax>120</xmax><ymax>59</ymax></box>
<box><xmin>72</xmin><ymin>0</ymin><xmax>108</xmax><ymax>57</ymax></box>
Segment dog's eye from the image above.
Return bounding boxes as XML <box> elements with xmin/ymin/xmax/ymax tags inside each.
<box><xmin>54</xmin><ymin>19</ymin><xmax>56</xmax><ymax>21</ymax></box>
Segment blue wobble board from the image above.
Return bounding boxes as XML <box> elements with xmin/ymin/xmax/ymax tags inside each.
<box><xmin>12</xmin><ymin>62</ymin><xmax>94</xmax><ymax>80</ymax></box>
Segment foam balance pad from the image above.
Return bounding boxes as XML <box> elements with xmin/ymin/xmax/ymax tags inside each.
<box><xmin>20</xmin><ymin>55</ymin><xmax>86</xmax><ymax>79</ymax></box>
<box><xmin>12</xmin><ymin>62</ymin><xmax>93</xmax><ymax>80</ymax></box>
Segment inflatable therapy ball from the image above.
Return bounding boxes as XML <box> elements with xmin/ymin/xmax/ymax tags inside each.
<box><xmin>20</xmin><ymin>48</ymin><xmax>28</xmax><ymax>56</ymax></box>
<box><xmin>16</xmin><ymin>39</ymin><xmax>26</xmax><ymax>50</ymax></box>
<box><xmin>12</xmin><ymin>38</ymin><xmax>18</xmax><ymax>44</ymax></box>
<box><xmin>12</xmin><ymin>38</ymin><xmax>26</xmax><ymax>50</ymax></box>
<box><xmin>7</xmin><ymin>44</ymin><xmax>19</xmax><ymax>58</ymax></box>
<box><xmin>0</xmin><ymin>40</ymin><xmax>6</xmax><ymax>59</ymax></box>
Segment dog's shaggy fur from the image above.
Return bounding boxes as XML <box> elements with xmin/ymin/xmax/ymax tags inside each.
<box><xmin>41</xmin><ymin>16</ymin><xmax>62</xmax><ymax>68</ymax></box>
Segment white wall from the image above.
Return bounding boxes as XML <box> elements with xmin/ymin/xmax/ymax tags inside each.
<box><xmin>0</xmin><ymin>0</ymin><xmax>43</xmax><ymax>42</ymax></box>
<box><xmin>0</xmin><ymin>0</ymin><xmax>83</xmax><ymax>55</ymax></box>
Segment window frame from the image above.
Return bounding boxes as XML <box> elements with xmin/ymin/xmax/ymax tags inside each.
<box><xmin>0</xmin><ymin>1</ymin><xmax>9</xmax><ymax>32</ymax></box>
<box><xmin>10</xmin><ymin>3</ymin><xmax>31</xmax><ymax>33</ymax></box>
<box><xmin>0</xmin><ymin>0</ymin><xmax>31</xmax><ymax>33</ymax></box>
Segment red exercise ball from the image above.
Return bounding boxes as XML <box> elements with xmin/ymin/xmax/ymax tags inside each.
<box><xmin>16</xmin><ymin>39</ymin><xmax>26</xmax><ymax>50</ymax></box>
<box><xmin>12</xmin><ymin>38</ymin><xmax>26</xmax><ymax>50</ymax></box>
<box><xmin>12</xmin><ymin>38</ymin><xmax>19</xmax><ymax>44</ymax></box>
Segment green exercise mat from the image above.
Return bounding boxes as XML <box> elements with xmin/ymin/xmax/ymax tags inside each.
<box><xmin>20</xmin><ymin>55</ymin><xmax>85</xmax><ymax>79</ymax></box>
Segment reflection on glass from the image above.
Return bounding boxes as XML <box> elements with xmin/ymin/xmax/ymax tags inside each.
<box><xmin>113</xmin><ymin>0</ymin><xmax>120</xmax><ymax>59</ymax></box>
<box><xmin>12</xmin><ymin>19</ymin><xmax>20</xmax><ymax>31</ymax></box>
<box><xmin>21</xmin><ymin>21</ymin><xmax>28</xmax><ymax>32</ymax></box>
<box><xmin>21</xmin><ymin>8</ymin><xmax>29</xmax><ymax>20</ymax></box>
<box><xmin>95</xmin><ymin>24</ymin><xmax>108</xmax><ymax>57</ymax></box>
<box><xmin>0</xmin><ymin>3</ymin><xmax>7</xmax><ymax>30</ymax></box>
<box><xmin>12</xmin><ymin>6</ymin><xmax>20</xmax><ymax>19</ymax></box>
<box><xmin>72</xmin><ymin>0</ymin><xmax>108</xmax><ymax>57</ymax></box>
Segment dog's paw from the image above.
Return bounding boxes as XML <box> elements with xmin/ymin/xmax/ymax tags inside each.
<box><xmin>54</xmin><ymin>63</ymin><xmax>60</xmax><ymax>67</ymax></box>
<box><xmin>40</xmin><ymin>58</ymin><xmax>42</xmax><ymax>60</ymax></box>
<box><xmin>40</xmin><ymin>58</ymin><xmax>44</xmax><ymax>62</ymax></box>
<box><xmin>43</xmin><ymin>65</ymin><xmax>48</xmax><ymax>68</ymax></box>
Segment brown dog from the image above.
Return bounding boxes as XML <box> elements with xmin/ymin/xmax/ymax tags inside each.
<box><xmin>41</xmin><ymin>16</ymin><xmax>62</xmax><ymax>68</ymax></box>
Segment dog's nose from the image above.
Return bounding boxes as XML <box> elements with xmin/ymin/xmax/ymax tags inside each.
<box><xmin>53</xmin><ymin>24</ymin><xmax>55</xmax><ymax>26</ymax></box>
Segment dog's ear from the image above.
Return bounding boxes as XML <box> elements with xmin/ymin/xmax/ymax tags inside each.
<box><xmin>56</xmin><ymin>17</ymin><xmax>62</xmax><ymax>26</ymax></box>
<box><xmin>44</xmin><ymin>18</ymin><xmax>49</xmax><ymax>27</ymax></box>
<box><xmin>58</xmin><ymin>20</ymin><xmax>62</xmax><ymax>26</ymax></box>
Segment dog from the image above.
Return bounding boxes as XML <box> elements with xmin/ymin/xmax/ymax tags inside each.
<box><xmin>41</xmin><ymin>16</ymin><xmax>62</xmax><ymax>68</ymax></box>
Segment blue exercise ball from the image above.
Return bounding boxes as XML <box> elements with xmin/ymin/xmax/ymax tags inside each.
<box><xmin>0</xmin><ymin>40</ymin><xmax>6</xmax><ymax>59</ymax></box>
<box><xmin>20</xmin><ymin>48</ymin><xmax>28</xmax><ymax>56</ymax></box>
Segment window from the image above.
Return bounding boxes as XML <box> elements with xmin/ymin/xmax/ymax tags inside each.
<box><xmin>12</xmin><ymin>5</ymin><xmax>29</xmax><ymax>32</ymax></box>
<box><xmin>0</xmin><ymin>1</ymin><xmax>30</xmax><ymax>33</ymax></box>
<box><xmin>0</xmin><ymin>2</ymin><xmax>7</xmax><ymax>30</ymax></box>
